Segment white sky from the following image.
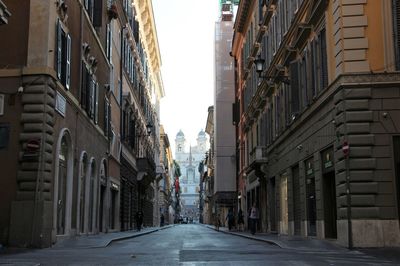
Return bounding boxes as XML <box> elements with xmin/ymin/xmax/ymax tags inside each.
<box><xmin>152</xmin><ymin>0</ymin><xmax>220</xmax><ymax>155</ymax></box>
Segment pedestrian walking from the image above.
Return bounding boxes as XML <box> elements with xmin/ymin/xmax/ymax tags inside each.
<box><xmin>136</xmin><ymin>210</ymin><xmax>143</xmax><ymax>231</ymax></box>
<box><xmin>226</xmin><ymin>208</ymin><xmax>234</xmax><ymax>231</ymax></box>
<box><xmin>249</xmin><ymin>203</ymin><xmax>259</xmax><ymax>235</ymax></box>
<box><xmin>237</xmin><ymin>208</ymin><xmax>244</xmax><ymax>231</ymax></box>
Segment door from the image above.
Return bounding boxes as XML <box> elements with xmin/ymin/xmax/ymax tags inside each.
<box><xmin>292</xmin><ymin>166</ymin><xmax>301</xmax><ymax>235</ymax></box>
<box><xmin>306</xmin><ymin>175</ymin><xmax>317</xmax><ymax>236</ymax></box>
<box><xmin>99</xmin><ymin>185</ymin><xmax>106</xmax><ymax>232</ymax></box>
<box><xmin>57</xmin><ymin>160</ymin><xmax>67</xmax><ymax>235</ymax></box>
<box><xmin>323</xmin><ymin>171</ymin><xmax>337</xmax><ymax>238</ymax></box>
<box><xmin>269</xmin><ymin>177</ymin><xmax>277</xmax><ymax>232</ymax></box>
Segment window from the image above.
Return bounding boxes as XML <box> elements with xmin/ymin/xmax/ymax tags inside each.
<box><xmin>106</xmin><ymin>22</ymin><xmax>113</xmax><ymax>62</ymax></box>
<box><xmin>104</xmin><ymin>98</ymin><xmax>111</xmax><ymax>138</ymax></box>
<box><xmin>56</xmin><ymin>19</ymin><xmax>71</xmax><ymax>89</ymax></box>
<box><xmin>80</xmin><ymin>63</ymin><xmax>98</xmax><ymax>123</ymax></box>
<box><xmin>0</xmin><ymin>124</ymin><xmax>10</xmax><ymax>149</ymax></box>
<box><xmin>84</xmin><ymin>0</ymin><xmax>103</xmax><ymax>27</ymax></box>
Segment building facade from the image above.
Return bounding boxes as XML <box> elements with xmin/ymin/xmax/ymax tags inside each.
<box><xmin>0</xmin><ymin>0</ymin><xmax>124</xmax><ymax>247</ymax></box>
<box><xmin>158</xmin><ymin>125</ymin><xmax>173</xmax><ymax>225</ymax></box>
<box><xmin>213</xmin><ymin>0</ymin><xmax>237</xmax><ymax>222</ymax></box>
<box><xmin>0</xmin><ymin>0</ymin><xmax>163</xmax><ymax>248</ymax></box>
<box><xmin>202</xmin><ymin>106</ymin><xmax>215</xmax><ymax>225</ymax></box>
<box><xmin>232</xmin><ymin>0</ymin><xmax>400</xmax><ymax>248</ymax></box>
<box><xmin>119</xmin><ymin>0</ymin><xmax>164</xmax><ymax>230</ymax></box>
<box><xmin>174</xmin><ymin>130</ymin><xmax>207</xmax><ymax>221</ymax></box>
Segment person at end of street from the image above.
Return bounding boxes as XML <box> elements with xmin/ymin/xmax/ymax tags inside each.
<box><xmin>237</xmin><ymin>208</ymin><xmax>244</xmax><ymax>231</ymax></box>
<box><xmin>249</xmin><ymin>203</ymin><xmax>259</xmax><ymax>235</ymax></box>
<box><xmin>136</xmin><ymin>210</ymin><xmax>143</xmax><ymax>231</ymax></box>
<box><xmin>226</xmin><ymin>208</ymin><xmax>234</xmax><ymax>231</ymax></box>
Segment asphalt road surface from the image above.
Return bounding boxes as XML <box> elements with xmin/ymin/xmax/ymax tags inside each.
<box><xmin>0</xmin><ymin>224</ymin><xmax>396</xmax><ymax>265</ymax></box>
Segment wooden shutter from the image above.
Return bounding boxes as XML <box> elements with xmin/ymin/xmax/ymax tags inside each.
<box><xmin>66</xmin><ymin>34</ymin><xmax>71</xmax><ymax>90</ymax></box>
<box><xmin>104</xmin><ymin>98</ymin><xmax>109</xmax><ymax>137</ymax></box>
<box><xmin>94</xmin><ymin>82</ymin><xmax>99</xmax><ymax>124</ymax></box>
<box><xmin>289</xmin><ymin>60</ymin><xmax>300</xmax><ymax>116</ymax></box>
<box><xmin>89</xmin><ymin>77</ymin><xmax>94</xmax><ymax>118</ymax></box>
<box><xmin>108</xmin><ymin>102</ymin><xmax>112</xmax><ymax>138</ymax></box>
<box><xmin>93</xmin><ymin>0</ymin><xmax>103</xmax><ymax>27</ymax></box>
<box><xmin>320</xmin><ymin>29</ymin><xmax>328</xmax><ymax>89</ymax></box>
<box><xmin>81</xmin><ymin>64</ymin><xmax>87</xmax><ymax>109</ymax></box>
<box><xmin>56</xmin><ymin>19</ymin><xmax>62</xmax><ymax>79</ymax></box>
<box><xmin>394</xmin><ymin>1</ymin><xmax>400</xmax><ymax>69</ymax></box>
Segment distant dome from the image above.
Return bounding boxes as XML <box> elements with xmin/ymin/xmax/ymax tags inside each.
<box><xmin>198</xmin><ymin>129</ymin><xmax>206</xmax><ymax>136</ymax></box>
<box><xmin>176</xmin><ymin>130</ymin><xmax>184</xmax><ymax>138</ymax></box>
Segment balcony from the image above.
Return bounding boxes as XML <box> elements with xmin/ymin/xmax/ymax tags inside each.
<box><xmin>246</xmin><ymin>146</ymin><xmax>268</xmax><ymax>175</ymax></box>
<box><xmin>137</xmin><ymin>157</ymin><xmax>156</xmax><ymax>186</ymax></box>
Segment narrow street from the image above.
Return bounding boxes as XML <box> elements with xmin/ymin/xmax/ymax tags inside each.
<box><xmin>0</xmin><ymin>224</ymin><xmax>396</xmax><ymax>265</ymax></box>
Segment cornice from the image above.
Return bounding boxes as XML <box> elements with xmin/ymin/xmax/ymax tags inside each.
<box><xmin>134</xmin><ymin>0</ymin><xmax>162</xmax><ymax>76</ymax></box>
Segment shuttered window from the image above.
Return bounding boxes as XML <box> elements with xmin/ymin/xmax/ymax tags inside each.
<box><xmin>393</xmin><ymin>0</ymin><xmax>400</xmax><ymax>69</ymax></box>
<box><xmin>56</xmin><ymin>19</ymin><xmax>71</xmax><ymax>90</ymax></box>
<box><xmin>92</xmin><ymin>0</ymin><xmax>103</xmax><ymax>27</ymax></box>
<box><xmin>289</xmin><ymin>60</ymin><xmax>300</xmax><ymax>117</ymax></box>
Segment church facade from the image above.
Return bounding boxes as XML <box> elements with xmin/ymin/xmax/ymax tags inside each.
<box><xmin>174</xmin><ymin>130</ymin><xmax>207</xmax><ymax>221</ymax></box>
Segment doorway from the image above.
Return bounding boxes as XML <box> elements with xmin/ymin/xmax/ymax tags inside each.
<box><xmin>57</xmin><ymin>137</ymin><xmax>68</xmax><ymax>235</ymax></box>
<box><xmin>57</xmin><ymin>159</ymin><xmax>67</xmax><ymax>235</ymax></box>
<box><xmin>393</xmin><ymin>137</ymin><xmax>400</xmax><ymax>225</ymax></box>
<box><xmin>323</xmin><ymin>171</ymin><xmax>337</xmax><ymax>238</ymax></box>
<box><xmin>99</xmin><ymin>185</ymin><xmax>106</xmax><ymax>232</ymax></box>
<box><xmin>269</xmin><ymin>177</ymin><xmax>277</xmax><ymax>232</ymax></box>
<box><xmin>292</xmin><ymin>166</ymin><xmax>301</xmax><ymax>235</ymax></box>
<box><xmin>305</xmin><ymin>158</ymin><xmax>316</xmax><ymax>236</ymax></box>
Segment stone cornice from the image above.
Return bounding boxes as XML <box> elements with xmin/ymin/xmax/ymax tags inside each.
<box><xmin>134</xmin><ymin>0</ymin><xmax>162</xmax><ymax>75</ymax></box>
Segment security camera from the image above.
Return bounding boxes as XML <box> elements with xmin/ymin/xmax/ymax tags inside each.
<box><xmin>17</xmin><ymin>86</ymin><xmax>24</xmax><ymax>94</ymax></box>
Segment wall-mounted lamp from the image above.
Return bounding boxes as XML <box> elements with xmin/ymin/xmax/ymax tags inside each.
<box><xmin>138</xmin><ymin>123</ymin><xmax>153</xmax><ymax>137</ymax></box>
<box><xmin>254</xmin><ymin>55</ymin><xmax>290</xmax><ymax>85</ymax></box>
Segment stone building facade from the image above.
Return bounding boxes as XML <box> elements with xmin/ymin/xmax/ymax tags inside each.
<box><xmin>0</xmin><ymin>0</ymin><xmax>120</xmax><ymax>247</ymax></box>
<box><xmin>232</xmin><ymin>0</ymin><xmax>400</xmax><ymax>247</ymax></box>
<box><xmin>0</xmin><ymin>0</ymin><xmax>163</xmax><ymax>248</ymax></box>
<box><xmin>213</xmin><ymin>0</ymin><xmax>238</xmax><ymax>222</ymax></box>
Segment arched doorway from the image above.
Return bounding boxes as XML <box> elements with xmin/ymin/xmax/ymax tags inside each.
<box><xmin>57</xmin><ymin>136</ymin><xmax>68</xmax><ymax>234</ymax></box>
<box><xmin>78</xmin><ymin>152</ymin><xmax>88</xmax><ymax>234</ymax></box>
<box><xmin>53</xmin><ymin>129</ymin><xmax>74</xmax><ymax>237</ymax></box>
<box><xmin>88</xmin><ymin>159</ymin><xmax>97</xmax><ymax>233</ymax></box>
<box><xmin>99</xmin><ymin>160</ymin><xmax>107</xmax><ymax>233</ymax></box>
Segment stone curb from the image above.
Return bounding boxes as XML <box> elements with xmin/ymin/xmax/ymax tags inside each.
<box><xmin>106</xmin><ymin>224</ymin><xmax>175</xmax><ymax>247</ymax></box>
<box><xmin>204</xmin><ymin>224</ymin><xmax>282</xmax><ymax>248</ymax></box>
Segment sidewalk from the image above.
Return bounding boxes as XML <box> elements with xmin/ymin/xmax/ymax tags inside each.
<box><xmin>205</xmin><ymin>224</ymin><xmax>400</xmax><ymax>263</ymax></box>
<box><xmin>53</xmin><ymin>224</ymin><xmax>175</xmax><ymax>249</ymax></box>
<box><xmin>204</xmin><ymin>224</ymin><xmax>347</xmax><ymax>251</ymax></box>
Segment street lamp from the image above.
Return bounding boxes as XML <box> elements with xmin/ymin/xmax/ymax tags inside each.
<box><xmin>254</xmin><ymin>55</ymin><xmax>290</xmax><ymax>85</ymax></box>
<box><xmin>145</xmin><ymin>123</ymin><xmax>153</xmax><ymax>136</ymax></box>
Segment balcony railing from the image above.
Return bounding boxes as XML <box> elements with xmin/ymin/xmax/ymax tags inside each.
<box><xmin>137</xmin><ymin>157</ymin><xmax>156</xmax><ymax>177</ymax></box>
<box><xmin>249</xmin><ymin>146</ymin><xmax>268</xmax><ymax>167</ymax></box>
